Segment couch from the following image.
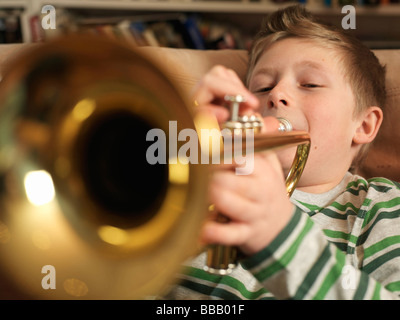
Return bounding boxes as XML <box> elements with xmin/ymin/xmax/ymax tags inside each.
<box><xmin>0</xmin><ymin>43</ymin><xmax>399</xmax><ymax>181</ymax></box>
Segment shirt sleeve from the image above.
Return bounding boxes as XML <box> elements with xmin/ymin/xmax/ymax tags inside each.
<box><xmin>240</xmin><ymin>206</ymin><xmax>400</xmax><ymax>300</ymax></box>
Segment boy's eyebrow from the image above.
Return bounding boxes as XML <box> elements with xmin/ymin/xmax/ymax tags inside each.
<box><xmin>295</xmin><ymin>60</ymin><xmax>328</xmax><ymax>72</ymax></box>
<box><xmin>251</xmin><ymin>66</ymin><xmax>274</xmax><ymax>77</ymax></box>
<box><xmin>252</xmin><ymin>60</ymin><xmax>328</xmax><ymax>76</ymax></box>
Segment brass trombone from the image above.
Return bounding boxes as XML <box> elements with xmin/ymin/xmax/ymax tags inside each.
<box><xmin>0</xmin><ymin>35</ymin><xmax>310</xmax><ymax>299</ymax></box>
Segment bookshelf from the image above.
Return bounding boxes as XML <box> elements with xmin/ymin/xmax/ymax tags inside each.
<box><xmin>0</xmin><ymin>0</ymin><xmax>399</xmax><ymax>48</ymax></box>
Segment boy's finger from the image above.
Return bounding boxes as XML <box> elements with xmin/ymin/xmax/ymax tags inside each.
<box><xmin>208</xmin><ymin>185</ymin><xmax>259</xmax><ymax>223</ymax></box>
<box><xmin>200</xmin><ymin>220</ymin><xmax>251</xmax><ymax>246</ymax></box>
<box><xmin>193</xmin><ymin>67</ymin><xmax>259</xmax><ymax>110</ymax></box>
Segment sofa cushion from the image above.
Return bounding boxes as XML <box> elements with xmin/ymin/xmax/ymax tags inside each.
<box><xmin>140</xmin><ymin>46</ymin><xmax>249</xmax><ymax>98</ymax></box>
<box><xmin>356</xmin><ymin>50</ymin><xmax>400</xmax><ymax>181</ymax></box>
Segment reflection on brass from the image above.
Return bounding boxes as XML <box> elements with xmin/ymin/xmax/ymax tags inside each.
<box><xmin>0</xmin><ymin>221</ymin><xmax>11</xmax><ymax>244</ymax></box>
<box><xmin>0</xmin><ymin>35</ymin><xmax>310</xmax><ymax>299</ymax></box>
<box><xmin>63</xmin><ymin>278</ymin><xmax>89</xmax><ymax>298</ymax></box>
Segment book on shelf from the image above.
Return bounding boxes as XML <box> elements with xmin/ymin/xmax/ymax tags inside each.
<box><xmin>28</xmin><ymin>10</ymin><xmax>250</xmax><ymax>50</ymax></box>
<box><xmin>29</xmin><ymin>15</ymin><xmax>45</xmax><ymax>42</ymax></box>
<box><xmin>0</xmin><ymin>9</ymin><xmax>23</xmax><ymax>44</ymax></box>
<box><xmin>87</xmin><ymin>14</ymin><xmax>209</xmax><ymax>49</ymax></box>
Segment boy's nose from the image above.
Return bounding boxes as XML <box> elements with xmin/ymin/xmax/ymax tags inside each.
<box><xmin>268</xmin><ymin>98</ymin><xmax>288</xmax><ymax>109</ymax></box>
<box><xmin>267</xmin><ymin>85</ymin><xmax>289</xmax><ymax>109</ymax></box>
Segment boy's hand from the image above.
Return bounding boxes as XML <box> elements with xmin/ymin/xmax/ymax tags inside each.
<box><xmin>203</xmin><ymin>152</ymin><xmax>295</xmax><ymax>256</ymax></box>
<box><xmin>193</xmin><ymin>65</ymin><xmax>295</xmax><ymax>257</ymax></box>
<box><xmin>193</xmin><ymin>65</ymin><xmax>259</xmax><ymax>123</ymax></box>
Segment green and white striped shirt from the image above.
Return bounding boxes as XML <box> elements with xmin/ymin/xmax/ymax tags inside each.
<box><xmin>165</xmin><ymin>172</ymin><xmax>400</xmax><ymax>300</ymax></box>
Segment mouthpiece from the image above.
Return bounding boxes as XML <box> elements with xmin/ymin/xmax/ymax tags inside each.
<box><xmin>277</xmin><ymin>117</ymin><xmax>293</xmax><ymax>132</ymax></box>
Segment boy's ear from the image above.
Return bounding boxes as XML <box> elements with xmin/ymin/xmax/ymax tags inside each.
<box><xmin>352</xmin><ymin>106</ymin><xmax>383</xmax><ymax>145</ymax></box>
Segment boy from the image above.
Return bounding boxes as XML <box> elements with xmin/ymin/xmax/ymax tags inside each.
<box><xmin>165</xmin><ymin>5</ymin><xmax>400</xmax><ymax>299</ymax></box>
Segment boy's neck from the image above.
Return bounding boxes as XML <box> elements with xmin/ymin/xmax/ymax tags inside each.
<box><xmin>296</xmin><ymin>175</ymin><xmax>349</xmax><ymax>194</ymax></box>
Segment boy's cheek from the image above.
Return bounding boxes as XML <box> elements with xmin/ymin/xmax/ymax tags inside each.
<box><xmin>276</xmin><ymin>147</ymin><xmax>298</xmax><ymax>174</ymax></box>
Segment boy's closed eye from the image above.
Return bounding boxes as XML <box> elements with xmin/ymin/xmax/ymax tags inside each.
<box><xmin>301</xmin><ymin>83</ymin><xmax>322</xmax><ymax>88</ymax></box>
<box><xmin>253</xmin><ymin>87</ymin><xmax>274</xmax><ymax>94</ymax></box>
<box><xmin>252</xmin><ymin>83</ymin><xmax>322</xmax><ymax>94</ymax></box>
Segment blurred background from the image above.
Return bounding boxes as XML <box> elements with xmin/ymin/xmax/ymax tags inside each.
<box><xmin>0</xmin><ymin>0</ymin><xmax>399</xmax><ymax>49</ymax></box>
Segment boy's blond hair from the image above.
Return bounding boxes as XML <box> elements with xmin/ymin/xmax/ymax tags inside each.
<box><xmin>246</xmin><ymin>5</ymin><xmax>386</xmax><ymax>169</ymax></box>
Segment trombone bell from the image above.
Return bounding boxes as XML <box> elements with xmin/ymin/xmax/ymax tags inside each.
<box><xmin>0</xmin><ymin>35</ymin><xmax>209</xmax><ymax>299</ymax></box>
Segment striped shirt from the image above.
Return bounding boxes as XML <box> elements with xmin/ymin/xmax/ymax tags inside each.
<box><xmin>164</xmin><ymin>172</ymin><xmax>400</xmax><ymax>300</ymax></box>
